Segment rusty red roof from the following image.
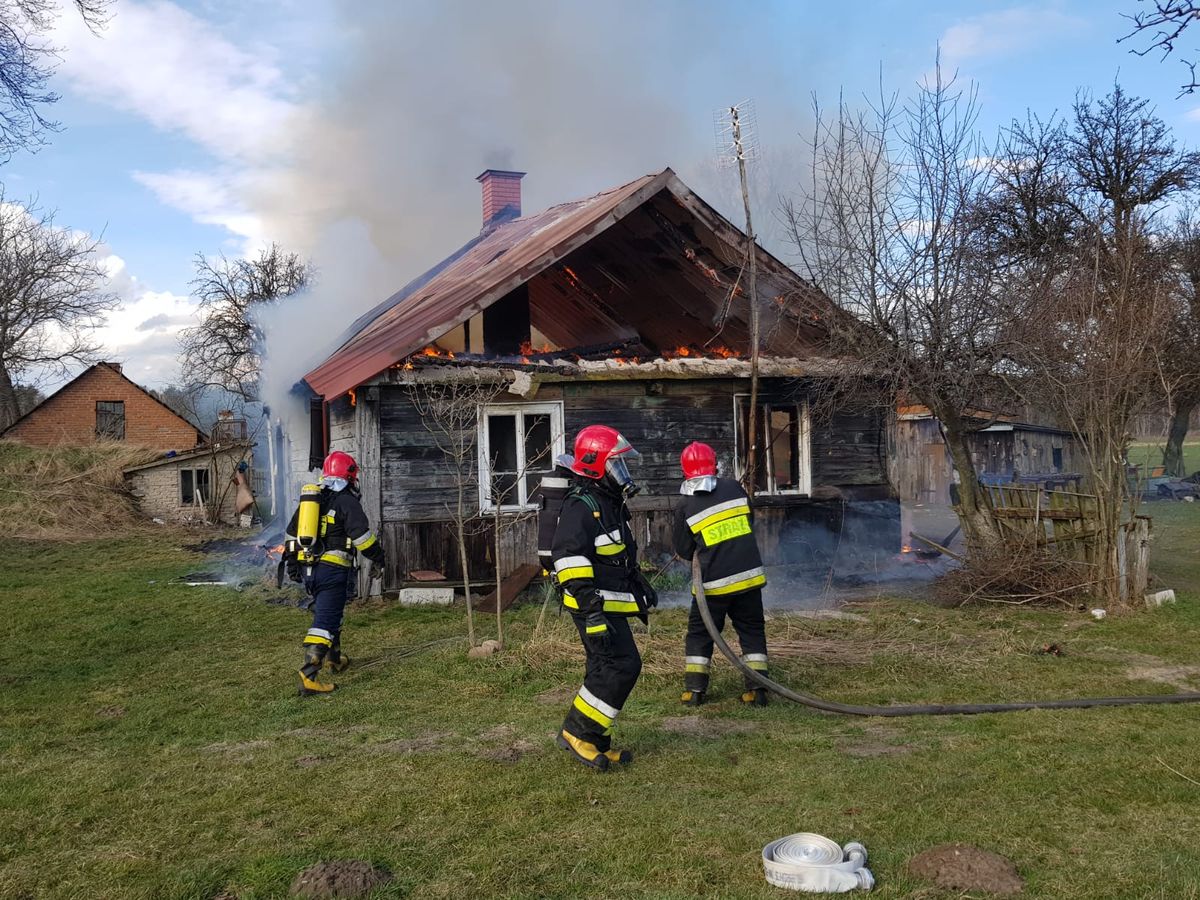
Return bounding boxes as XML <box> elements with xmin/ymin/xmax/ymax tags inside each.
<box><xmin>304</xmin><ymin>167</ymin><xmax>829</xmax><ymax>399</ymax></box>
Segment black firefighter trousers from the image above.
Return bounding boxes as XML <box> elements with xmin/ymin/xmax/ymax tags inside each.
<box><xmin>684</xmin><ymin>587</ymin><xmax>768</xmax><ymax>693</ymax></box>
<box><xmin>562</xmin><ymin>614</ymin><xmax>642</xmax><ymax>751</ymax></box>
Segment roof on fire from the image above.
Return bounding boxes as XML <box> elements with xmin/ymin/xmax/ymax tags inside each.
<box><xmin>303</xmin><ymin>167</ymin><xmax>834</xmax><ymax>400</ymax></box>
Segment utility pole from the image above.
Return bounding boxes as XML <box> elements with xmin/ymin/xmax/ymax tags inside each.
<box><xmin>717</xmin><ymin>102</ymin><xmax>761</xmax><ymax>496</ymax></box>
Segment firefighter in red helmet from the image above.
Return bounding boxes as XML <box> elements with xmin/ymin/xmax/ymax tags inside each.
<box><xmin>551</xmin><ymin>425</ymin><xmax>657</xmax><ymax>770</ymax></box>
<box><xmin>284</xmin><ymin>450</ymin><xmax>386</xmax><ymax>695</ymax></box>
<box><xmin>674</xmin><ymin>441</ymin><xmax>769</xmax><ymax>706</ymax></box>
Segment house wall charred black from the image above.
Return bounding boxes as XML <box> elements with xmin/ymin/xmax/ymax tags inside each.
<box><xmin>369</xmin><ymin>375</ymin><xmax>895</xmax><ymax>585</ymax></box>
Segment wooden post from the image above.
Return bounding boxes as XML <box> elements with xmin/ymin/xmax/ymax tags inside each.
<box><xmin>1124</xmin><ymin>515</ymin><xmax>1152</xmax><ymax>602</ymax></box>
<box><xmin>356</xmin><ymin>386</ymin><xmax>383</xmax><ymax>598</ymax></box>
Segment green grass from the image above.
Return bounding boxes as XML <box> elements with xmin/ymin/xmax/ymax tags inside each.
<box><xmin>1128</xmin><ymin>439</ymin><xmax>1200</xmax><ymax>474</ymax></box>
<box><xmin>4</xmin><ymin>515</ymin><xmax>1200</xmax><ymax>898</ymax></box>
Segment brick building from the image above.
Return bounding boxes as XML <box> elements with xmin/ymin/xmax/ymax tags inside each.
<box><xmin>1</xmin><ymin>362</ymin><xmax>204</xmax><ymax>450</ymax></box>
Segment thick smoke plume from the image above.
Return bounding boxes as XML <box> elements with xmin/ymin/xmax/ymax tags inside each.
<box><xmin>253</xmin><ymin>0</ymin><xmax>815</xmax><ymax>429</ymax></box>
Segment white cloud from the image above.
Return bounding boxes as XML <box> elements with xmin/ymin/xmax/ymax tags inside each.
<box><xmin>132</xmin><ymin>169</ymin><xmax>267</xmax><ymax>252</ymax></box>
<box><xmin>92</xmin><ymin>252</ymin><xmax>199</xmax><ymax>387</ymax></box>
<box><xmin>937</xmin><ymin>6</ymin><xmax>1082</xmax><ymax>75</ymax></box>
<box><xmin>54</xmin><ymin>0</ymin><xmax>301</xmax><ymax>163</ymax></box>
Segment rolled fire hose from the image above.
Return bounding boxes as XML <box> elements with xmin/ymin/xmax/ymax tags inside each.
<box><xmin>762</xmin><ymin>834</ymin><xmax>874</xmax><ymax>893</ymax></box>
<box><xmin>690</xmin><ymin>557</ymin><xmax>1200</xmax><ymax>717</ymax></box>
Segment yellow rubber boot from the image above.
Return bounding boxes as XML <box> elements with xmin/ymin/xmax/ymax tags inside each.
<box><xmin>556</xmin><ymin>730</ymin><xmax>610</xmax><ymax>771</ymax></box>
<box><xmin>603</xmin><ymin>748</ymin><xmax>633</xmax><ymax>766</ymax></box>
<box><xmin>298</xmin><ymin>643</ymin><xmax>336</xmax><ymax>696</ymax></box>
<box><xmin>324</xmin><ymin>639</ymin><xmax>351</xmax><ymax>674</ymax></box>
<box><xmin>741</xmin><ymin>688</ymin><xmax>769</xmax><ymax>707</ymax></box>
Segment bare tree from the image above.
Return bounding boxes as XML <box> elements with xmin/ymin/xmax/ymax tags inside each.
<box><xmin>0</xmin><ymin>195</ymin><xmax>116</xmax><ymax>429</ymax></box>
<box><xmin>0</xmin><ymin>1</ymin><xmax>113</xmax><ymax>160</ymax></box>
<box><xmin>179</xmin><ymin>243</ymin><xmax>310</xmax><ymax>401</ymax></box>
<box><xmin>12</xmin><ymin>380</ymin><xmax>40</xmax><ymax>414</ymax></box>
<box><xmin>997</xmin><ymin>85</ymin><xmax>1200</xmax><ymax>606</ymax></box>
<box><xmin>786</xmin><ymin>66</ymin><xmax>1020</xmax><ymax>549</ymax></box>
<box><xmin>1159</xmin><ymin>207</ymin><xmax>1200</xmax><ymax>476</ymax></box>
<box><xmin>1120</xmin><ymin>0</ymin><xmax>1200</xmax><ymax>96</ymax></box>
<box><xmin>409</xmin><ymin>371</ymin><xmax>504</xmax><ymax>648</ymax></box>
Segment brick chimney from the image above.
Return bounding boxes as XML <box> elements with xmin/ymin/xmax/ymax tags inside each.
<box><xmin>476</xmin><ymin>169</ymin><xmax>525</xmax><ymax>230</ymax></box>
<box><xmin>104</xmin><ymin>361</ymin><xmax>123</xmax><ymax>374</ymax></box>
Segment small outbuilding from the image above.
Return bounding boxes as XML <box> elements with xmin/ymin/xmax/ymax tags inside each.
<box><xmin>124</xmin><ymin>442</ymin><xmax>254</xmax><ymax>526</ymax></box>
<box><xmin>2</xmin><ymin>362</ymin><xmax>204</xmax><ymax>451</ymax></box>
<box><xmin>891</xmin><ymin>406</ymin><xmax>1083</xmax><ymax>505</ymax></box>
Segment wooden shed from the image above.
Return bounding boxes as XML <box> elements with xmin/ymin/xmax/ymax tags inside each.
<box><xmin>890</xmin><ymin>407</ymin><xmax>1083</xmax><ymax>505</ymax></box>
<box><xmin>288</xmin><ymin>168</ymin><xmax>898</xmax><ymax>592</ymax></box>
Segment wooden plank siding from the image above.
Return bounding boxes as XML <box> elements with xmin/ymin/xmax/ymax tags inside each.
<box><xmin>372</xmin><ymin>376</ymin><xmax>895</xmax><ymax>586</ymax></box>
<box><xmin>891</xmin><ymin>416</ymin><xmax>1083</xmax><ymax>503</ymax></box>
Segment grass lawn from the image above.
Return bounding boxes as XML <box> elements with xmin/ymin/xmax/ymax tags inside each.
<box><xmin>4</xmin><ymin>505</ymin><xmax>1200</xmax><ymax>899</ymax></box>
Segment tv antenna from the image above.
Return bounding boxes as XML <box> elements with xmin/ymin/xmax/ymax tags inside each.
<box><xmin>715</xmin><ymin>100</ymin><xmax>762</xmax><ymax>496</ymax></box>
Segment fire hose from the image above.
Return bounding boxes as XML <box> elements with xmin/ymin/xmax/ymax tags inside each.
<box><xmin>691</xmin><ymin>557</ymin><xmax>1200</xmax><ymax>717</ymax></box>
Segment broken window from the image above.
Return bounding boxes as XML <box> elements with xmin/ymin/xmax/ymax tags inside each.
<box><xmin>734</xmin><ymin>396</ymin><xmax>811</xmax><ymax>495</ymax></box>
<box><xmin>479</xmin><ymin>402</ymin><xmax>564</xmax><ymax>511</ymax></box>
<box><xmin>96</xmin><ymin>401</ymin><xmax>125</xmax><ymax>440</ymax></box>
<box><xmin>181</xmin><ymin>468</ymin><xmax>211</xmax><ymax>506</ymax></box>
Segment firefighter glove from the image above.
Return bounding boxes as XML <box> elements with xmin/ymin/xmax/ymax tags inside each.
<box><xmin>369</xmin><ymin>560</ymin><xmax>385</xmax><ymax>582</ymax></box>
<box><xmin>584</xmin><ymin>611</ymin><xmax>611</xmax><ymax>649</ymax></box>
<box><xmin>636</xmin><ymin>570</ymin><xmax>659</xmax><ymax>609</ymax></box>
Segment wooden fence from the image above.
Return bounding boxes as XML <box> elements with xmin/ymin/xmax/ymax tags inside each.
<box><xmin>984</xmin><ymin>483</ymin><xmax>1152</xmax><ymax>602</ymax></box>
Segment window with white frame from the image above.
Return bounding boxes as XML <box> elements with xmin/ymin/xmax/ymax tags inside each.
<box><xmin>733</xmin><ymin>396</ymin><xmax>812</xmax><ymax>495</ymax></box>
<box><xmin>479</xmin><ymin>402</ymin><xmax>565</xmax><ymax>511</ymax></box>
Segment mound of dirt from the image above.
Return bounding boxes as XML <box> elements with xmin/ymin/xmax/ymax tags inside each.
<box><xmin>908</xmin><ymin>844</ymin><xmax>1023</xmax><ymax>895</ymax></box>
<box><xmin>658</xmin><ymin>717</ymin><xmax>759</xmax><ymax>738</ymax></box>
<box><xmin>1</xmin><ymin>439</ymin><xmax>162</xmax><ymax>540</ymax></box>
<box><xmin>475</xmin><ymin>723</ymin><xmax>541</xmax><ymax>763</ymax></box>
<box><xmin>535</xmin><ymin>685</ymin><xmax>575</xmax><ymax>705</ymax></box>
<box><xmin>837</xmin><ymin>722</ymin><xmax>916</xmax><ymax>758</ymax></box>
<box><xmin>289</xmin><ymin>861</ymin><xmax>392</xmax><ymax>898</ymax></box>
<box><xmin>374</xmin><ymin>731</ymin><xmax>455</xmax><ymax>754</ymax></box>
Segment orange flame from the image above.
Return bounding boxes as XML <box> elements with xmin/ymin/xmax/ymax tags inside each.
<box><xmin>348</xmin><ymin>388</ymin><xmax>357</xmax><ymax>407</ymax></box>
<box><xmin>562</xmin><ymin>266</ymin><xmax>581</xmax><ymax>287</ymax></box>
<box><xmin>266</xmin><ymin>543</ymin><xmax>285</xmax><ymax>561</ymax></box>
<box><xmin>519</xmin><ymin>339</ymin><xmax>556</xmax><ymax>356</ymax></box>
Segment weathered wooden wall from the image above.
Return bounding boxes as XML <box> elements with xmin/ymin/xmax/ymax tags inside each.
<box><xmin>372</xmin><ymin>376</ymin><xmax>894</xmax><ymax>587</ymax></box>
<box><xmin>892</xmin><ymin>418</ymin><xmax>1082</xmax><ymax>503</ymax></box>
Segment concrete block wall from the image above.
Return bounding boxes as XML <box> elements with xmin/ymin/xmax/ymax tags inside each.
<box><xmin>127</xmin><ymin>449</ymin><xmax>248</xmax><ymax>525</ymax></box>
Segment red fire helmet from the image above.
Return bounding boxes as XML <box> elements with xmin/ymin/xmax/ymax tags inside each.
<box><xmin>572</xmin><ymin>425</ymin><xmax>637</xmax><ymax>480</ymax></box>
<box><xmin>681</xmin><ymin>441</ymin><xmax>718</xmax><ymax>479</ymax></box>
<box><xmin>322</xmin><ymin>450</ymin><xmax>359</xmax><ymax>484</ymax></box>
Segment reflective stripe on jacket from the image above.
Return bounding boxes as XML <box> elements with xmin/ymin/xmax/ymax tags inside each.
<box><xmin>673</xmin><ymin>477</ymin><xmax>766</xmax><ymax>597</ymax></box>
<box><xmin>286</xmin><ymin>487</ymin><xmax>385</xmax><ymax>568</ymax></box>
<box><xmin>550</xmin><ymin>482</ymin><xmax>647</xmax><ymax>617</ymax></box>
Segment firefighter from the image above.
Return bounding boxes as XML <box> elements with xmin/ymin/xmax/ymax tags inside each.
<box><xmin>673</xmin><ymin>441</ymin><xmax>769</xmax><ymax>707</ymax></box>
<box><xmin>552</xmin><ymin>425</ymin><xmax>657</xmax><ymax>770</ymax></box>
<box><xmin>284</xmin><ymin>450</ymin><xmax>385</xmax><ymax>696</ymax></box>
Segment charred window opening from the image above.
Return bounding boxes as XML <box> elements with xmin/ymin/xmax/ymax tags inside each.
<box><xmin>479</xmin><ymin>402</ymin><xmax>564</xmax><ymax>511</ymax></box>
<box><xmin>180</xmin><ymin>467</ymin><xmax>211</xmax><ymax>505</ymax></box>
<box><xmin>96</xmin><ymin>400</ymin><xmax>125</xmax><ymax>440</ymax></box>
<box><xmin>734</xmin><ymin>396</ymin><xmax>811</xmax><ymax>495</ymax></box>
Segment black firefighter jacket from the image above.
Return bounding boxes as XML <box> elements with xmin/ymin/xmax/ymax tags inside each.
<box><xmin>551</xmin><ymin>482</ymin><xmax>649</xmax><ymax>617</ymax></box>
<box><xmin>673</xmin><ymin>477</ymin><xmax>766</xmax><ymax>597</ymax></box>
<box><xmin>286</xmin><ymin>487</ymin><xmax>385</xmax><ymax>569</ymax></box>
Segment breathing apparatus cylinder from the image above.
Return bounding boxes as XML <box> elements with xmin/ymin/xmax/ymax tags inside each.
<box><xmin>295</xmin><ymin>483</ymin><xmax>323</xmax><ymax>570</ymax></box>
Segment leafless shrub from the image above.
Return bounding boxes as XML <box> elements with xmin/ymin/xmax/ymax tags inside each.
<box><xmin>936</xmin><ymin>541</ymin><xmax>1098</xmax><ymax>608</ymax></box>
<box><xmin>0</xmin><ymin>194</ymin><xmax>117</xmax><ymax>429</ymax></box>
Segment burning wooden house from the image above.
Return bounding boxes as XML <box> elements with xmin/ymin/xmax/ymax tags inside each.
<box><xmin>297</xmin><ymin>168</ymin><xmax>896</xmax><ymax>592</ymax></box>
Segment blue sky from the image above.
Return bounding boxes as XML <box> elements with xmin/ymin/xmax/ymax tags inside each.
<box><xmin>16</xmin><ymin>0</ymin><xmax>1200</xmax><ymax>390</ymax></box>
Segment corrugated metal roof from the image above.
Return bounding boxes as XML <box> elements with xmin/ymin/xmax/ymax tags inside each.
<box><xmin>303</xmin><ymin>167</ymin><xmax>831</xmax><ymax>399</ymax></box>
<box><xmin>305</xmin><ymin>170</ymin><xmax>672</xmax><ymax>399</ymax></box>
